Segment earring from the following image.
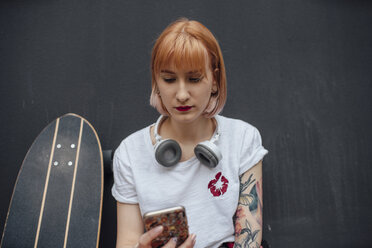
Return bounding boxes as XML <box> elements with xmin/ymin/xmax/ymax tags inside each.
<box><xmin>212</xmin><ymin>84</ymin><xmax>218</xmax><ymax>95</ymax></box>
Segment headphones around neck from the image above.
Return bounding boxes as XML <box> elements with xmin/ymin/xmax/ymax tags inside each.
<box><xmin>153</xmin><ymin>115</ymin><xmax>222</xmax><ymax>168</ymax></box>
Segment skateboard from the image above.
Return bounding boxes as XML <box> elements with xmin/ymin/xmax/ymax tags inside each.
<box><xmin>1</xmin><ymin>113</ymin><xmax>103</xmax><ymax>248</ymax></box>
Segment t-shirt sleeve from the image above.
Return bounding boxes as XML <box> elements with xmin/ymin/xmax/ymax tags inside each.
<box><xmin>239</xmin><ymin>126</ymin><xmax>268</xmax><ymax>175</ymax></box>
<box><xmin>111</xmin><ymin>143</ymin><xmax>138</xmax><ymax>204</ymax></box>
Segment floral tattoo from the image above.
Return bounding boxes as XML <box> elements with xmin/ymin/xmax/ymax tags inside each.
<box><xmin>233</xmin><ymin>173</ymin><xmax>262</xmax><ymax>248</ymax></box>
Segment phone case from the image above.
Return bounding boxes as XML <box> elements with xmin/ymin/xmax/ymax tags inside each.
<box><xmin>143</xmin><ymin>206</ymin><xmax>189</xmax><ymax>248</ymax></box>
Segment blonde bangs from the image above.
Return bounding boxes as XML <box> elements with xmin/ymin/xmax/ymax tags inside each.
<box><xmin>153</xmin><ymin>32</ymin><xmax>208</xmax><ymax>76</ymax></box>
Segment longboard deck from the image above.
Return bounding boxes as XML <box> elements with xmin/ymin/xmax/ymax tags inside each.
<box><xmin>1</xmin><ymin>113</ymin><xmax>103</xmax><ymax>248</ymax></box>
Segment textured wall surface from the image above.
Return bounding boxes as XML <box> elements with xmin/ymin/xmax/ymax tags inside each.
<box><xmin>1</xmin><ymin>1</ymin><xmax>371</xmax><ymax>247</ymax></box>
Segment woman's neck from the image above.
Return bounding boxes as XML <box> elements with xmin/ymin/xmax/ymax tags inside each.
<box><xmin>161</xmin><ymin>116</ymin><xmax>215</xmax><ymax>145</ymax></box>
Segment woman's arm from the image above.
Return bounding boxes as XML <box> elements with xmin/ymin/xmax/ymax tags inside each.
<box><xmin>234</xmin><ymin>160</ymin><xmax>263</xmax><ymax>248</ymax></box>
<box><xmin>116</xmin><ymin>202</ymin><xmax>144</xmax><ymax>248</ymax></box>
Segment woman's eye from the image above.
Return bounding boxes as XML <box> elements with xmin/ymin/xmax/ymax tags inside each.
<box><xmin>163</xmin><ymin>78</ymin><xmax>176</xmax><ymax>83</ymax></box>
<box><xmin>189</xmin><ymin>77</ymin><xmax>202</xmax><ymax>83</ymax></box>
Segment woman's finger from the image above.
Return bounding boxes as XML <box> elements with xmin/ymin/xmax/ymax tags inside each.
<box><xmin>137</xmin><ymin>226</ymin><xmax>163</xmax><ymax>247</ymax></box>
<box><xmin>162</xmin><ymin>237</ymin><xmax>178</xmax><ymax>248</ymax></box>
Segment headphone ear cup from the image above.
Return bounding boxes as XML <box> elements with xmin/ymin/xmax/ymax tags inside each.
<box><xmin>194</xmin><ymin>141</ymin><xmax>222</xmax><ymax>168</ymax></box>
<box><xmin>155</xmin><ymin>139</ymin><xmax>182</xmax><ymax>167</ymax></box>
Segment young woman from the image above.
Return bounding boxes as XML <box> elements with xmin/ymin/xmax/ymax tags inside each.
<box><xmin>112</xmin><ymin>18</ymin><xmax>268</xmax><ymax>248</ymax></box>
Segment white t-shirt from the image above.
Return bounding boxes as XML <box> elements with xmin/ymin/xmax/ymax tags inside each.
<box><xmin>112</xmin><ymin>115</ymin><xmax>268</xmax><ymax>248</ymax></box>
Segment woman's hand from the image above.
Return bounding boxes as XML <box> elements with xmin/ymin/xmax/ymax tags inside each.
<box><xmin>136</xmin><ymin>226</ymin><xmax>196</xmax><ymax>248</ymax></box>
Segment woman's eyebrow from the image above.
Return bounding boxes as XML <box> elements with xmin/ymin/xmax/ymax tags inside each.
<box><xmin>160</xmin><ymin>70</ymin><xmax>175</xmax><ymax>74</ymax></box>
<box><xmin>186</xmin><ymin>70</ymin><xmax>201</xmax><ymax>75</ymax></box>
<box><xmin>160</xmin><ymin>70</ymin><xmax>202</xmax><ymax>75</ymax></box>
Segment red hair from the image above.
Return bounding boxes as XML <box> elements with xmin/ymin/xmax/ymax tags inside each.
<box><xmin>150</xmin><ymin>18</ymin><xmax>227</xmax><ymax>117</ymax></box>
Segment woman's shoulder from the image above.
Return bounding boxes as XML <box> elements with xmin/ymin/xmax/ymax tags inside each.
<box><xmin>217</xmin><ymin>115</ymin><xmax>266</xmax><ymax>154</ymax></box>
<box><xmin>115</xmin><ymin>124</ymin><xmax>153</xmax><ymax>154</ymax></box>
<box><xmin>217</xmin><ymin>115</ymin><xmax>259</xmax><ymax>133</ymax></box>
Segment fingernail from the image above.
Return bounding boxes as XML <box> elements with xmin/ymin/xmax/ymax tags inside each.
<box><xmin>154</xmin><ymin>225</ymin><xmax>163</xmax><ymax>233</ymax></box>
<box><xmin>192</xmin><ymin>234</ymin><xmax>196</xmax><ymax>243</ymax></box>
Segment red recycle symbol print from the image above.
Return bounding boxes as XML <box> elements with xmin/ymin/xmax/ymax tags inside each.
<box><xmin>208</xmin><ymin>172</ymin><xmax>229</xmax><ymax>197</ymax></box>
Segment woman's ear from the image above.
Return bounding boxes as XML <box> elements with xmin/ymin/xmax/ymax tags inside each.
<box><xmin>213</xmin><ymin>68</ymin><xmax>219</xmax><ymax>79</ymax></box>
<box><xmin>154</xmin><ymin>82</ymin><xmax>161</xmax><ymax>96</ymax></box>
<box><xmin>212</xmin><ymin>68</ymin><xmax>219</xmax><ymax>93</ymax></box>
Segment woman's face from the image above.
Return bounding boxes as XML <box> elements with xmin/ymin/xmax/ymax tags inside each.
<box><xmin>156</xmin><ymin>57</ymin><xmax>217</xmax><ymax>124</ymax></box>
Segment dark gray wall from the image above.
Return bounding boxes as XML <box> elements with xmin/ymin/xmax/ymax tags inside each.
<box><xmin>1</xmin><ymin>1</ymin><xmax>371</xmax><ymax>247</ymax></box>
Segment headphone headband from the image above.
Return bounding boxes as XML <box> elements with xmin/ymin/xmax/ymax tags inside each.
<box><xmin>154</xmin><ymin>115</ymin><xmax>164</xmax><ymax>143</ymax></box>
<box><xmin>153</xmin><ymin>115</ymin><xmax>220</xmax><ymax>144</ymax></box>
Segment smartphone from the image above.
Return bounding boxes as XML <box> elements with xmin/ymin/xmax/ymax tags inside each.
<box><xmin>143</xmin><ymin>206</ymin><xmax>189</xmax><ymax>248</ymax></box>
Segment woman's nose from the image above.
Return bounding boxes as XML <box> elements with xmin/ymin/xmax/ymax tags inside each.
<box><xmin>176</xmin><ymin>82</ymin><xmax>190</xmax><ymax>103</ymax></box>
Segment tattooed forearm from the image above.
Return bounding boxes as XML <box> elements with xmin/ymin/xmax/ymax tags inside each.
<box><xmin>233</xmin><ymin>207</ymin><xmax>260</xmax><ymax>248</ymax></box>
<box><xmin>234</xmin><ymin>172</ymin><xmax>263</xmax><ymax>248</ymax></box>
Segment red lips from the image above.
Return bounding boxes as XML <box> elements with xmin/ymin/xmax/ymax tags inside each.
<box><xmin>176</xmin><ymin>106</ymin><xmax>192</xmax><ymax>111</ymax></box>
<box><xmin>208</xmin><ymin>172</ymin><xmax>229</xmax><ymax>197</ymax></box>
